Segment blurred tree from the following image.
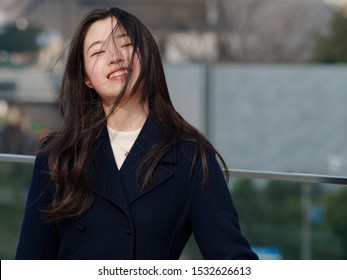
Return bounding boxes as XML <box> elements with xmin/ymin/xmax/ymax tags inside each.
<box><xmin>263</xmin><ymin>181</ymin><xmax>301</xmax><ymax>226</ymax></box>
<box><xmin>231</xmin><ymin>179</ymin><xmax>264</xmax><ymax>243</ymax></box>
<box><xmin>313</xmin><ymin>10</ymin><xmax>347</xmax><ymax>63</ymax></box>
<box><xmin>232</xmin><ymin>179</ymin><xmax>340</xmax><ymax>259</ymax></box>
<box><xmin>164</xmin><ymin>0</ymin><xmax>332</xmax><ymax>63</ymax></box>
<box><xmin>325</xmin><ymin>187</ymin><xmax>347</xmax><ymax>259</ymax></box>
<box><xmin>0</xmin><ymin>23</ymin><xmax>43</xmax><ymax>53</ymax></box>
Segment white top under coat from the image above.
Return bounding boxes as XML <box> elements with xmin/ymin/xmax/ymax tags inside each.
<box><xmin>107</xmin><ymin>125</ymin><xmax>142</xmax><ymax>169</ymax></box>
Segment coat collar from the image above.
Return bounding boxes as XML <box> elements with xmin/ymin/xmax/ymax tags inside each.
<box><xmin>132</xmin><ymin>110</ymin><xmax>177</xmax><ymax>164</ymax></box>
<box><xmin>92</xmin><ymin>111</ymin><xmax>177</xmax><ymax>211</ymax></box>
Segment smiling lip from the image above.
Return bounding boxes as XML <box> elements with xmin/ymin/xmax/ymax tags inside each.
<box><xmin>107</xmin><ymin>68</ymin><xmax>128</xmax><ymax>80</ymax></box>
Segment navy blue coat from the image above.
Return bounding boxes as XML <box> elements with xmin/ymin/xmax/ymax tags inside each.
<box><xmin>15</xmin><ymin>112</ymin><xmax>258</xmax><ymax>260</ymax></box>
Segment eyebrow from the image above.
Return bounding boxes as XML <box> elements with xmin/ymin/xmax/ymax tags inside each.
<box><xmin>87</xmin><ymin>40</ymin><xmax>103</xmax><ymax>53</ymax></box>
<box><xmin>87</xmin><ymin>33</ymin><xmax>130</xmax><ymax>53</ymax></box>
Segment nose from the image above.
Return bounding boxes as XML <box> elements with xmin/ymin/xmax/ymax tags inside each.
<box><xmin>107</xmin><ymin>49</ymin><xmax>125</xmax><ymax>64</ymax></box>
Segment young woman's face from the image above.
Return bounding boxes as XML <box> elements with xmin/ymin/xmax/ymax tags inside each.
<box><xmin>83</xmin><ymin>16</ymin><xmax>140</xmax><ymax>106</ymax></box>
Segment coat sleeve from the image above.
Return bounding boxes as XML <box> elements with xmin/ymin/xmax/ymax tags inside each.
<box><xmin>190</xmin><ymin>149</ymin><xmax>258</xmax><ymax>260</ymax></box>
<box><xmin>15</xmin><ymin>151</ymin><xmax>60</xmax><ymax>259</ymax></box>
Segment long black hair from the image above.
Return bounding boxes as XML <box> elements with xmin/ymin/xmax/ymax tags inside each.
<box><xmin>43</xmin><ymin>7</ymin><xmax>228</xmax><ymax>221</ymax></box>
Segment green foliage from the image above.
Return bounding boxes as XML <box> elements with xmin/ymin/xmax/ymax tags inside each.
<box><xmin>326</xmin><ymin>187</ymin><xmax>347</xmax><ymax>259</ymax></box>
<box><xmin>326</xmin><ymin>188</ymin><xmax>347</xmax><ymax>234</ymax></box>
<box><xmin>263</xmin><ymin>181</ymin><xmax>301</xmax><ymax>226</ymax></box>
<box><xmin>0</xmin><ymin>23</ymin><xmax>43</xmax><ymax>53</ymax></box>
<box><xmin>231</xmin><ymin>179</ymin><xmax>342</xmax><ymax>259</ymax></box>
<box><xmin>0</xmin><ymin>162</ymin><xmax>32</xmax><ymax>259</ymax></box>
<box><xmin>313</xmin><ymin>11</ymin><xmax>347</xmax><ymax>63</ymax></box>
<box><xmin>231</xmin><ymin>179</ymin><xmax>265</xmax><ymax>244</ymax></box>
<box><xmin>0</xmin><ymin>203</ymin><xmax>24</xmax><ymax>259</ymax></box>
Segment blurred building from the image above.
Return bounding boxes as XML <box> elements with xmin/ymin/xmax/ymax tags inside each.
<box><xmin>0</xmin><ymin>0</ymin><xmax>209</xmax><ymax>40</ymax></box>
<box><xmin>0</xmin><ymin>67</ymin><xmax>59</xmax><ymax>153</ymax></box>
<box><xmin>0</xmin><ymin>0</ymin><xmax>336</xmax><ymax>63</ymax></box>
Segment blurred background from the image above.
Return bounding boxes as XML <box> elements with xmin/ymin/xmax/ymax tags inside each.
<box><xmin>1</xmin><ymin>0</ymin><xmax>347</xmax><ymax>260</ymax></box>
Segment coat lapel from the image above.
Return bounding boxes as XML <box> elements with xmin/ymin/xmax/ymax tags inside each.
<box><xmin>92</xmin><ymin>111</ymin><xmax>177</xmax><ymax>210</ymax></box>
<box><xmin>120</xmin><ymin>111</ymin><xmax>177</xmax><ymax>204</ymax></box>
<box><xmin>92</xmin><ymin>126</ymin><xmax>131</xmax><ymax>215</ymax></box>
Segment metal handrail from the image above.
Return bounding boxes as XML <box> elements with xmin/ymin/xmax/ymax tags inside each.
<box><xmin>0</xmin><ymin>153</ymin><xmax>36</xmax><ymax>164</ymax></box>
<box><xmin>226</xmin><ymin>169</ymin><xmax>347</xmax><ymax>185</ymax></box>
<box><xmin>1</xmin><ymin>153</ymin><xmax>347</xmax><ymax>185</ymax></box>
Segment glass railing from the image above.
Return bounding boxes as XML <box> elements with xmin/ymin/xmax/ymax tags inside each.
<box><xmin>1</xmin><ymin>153</ymin><xmax>346</xmax><ymax>260</ymax></box>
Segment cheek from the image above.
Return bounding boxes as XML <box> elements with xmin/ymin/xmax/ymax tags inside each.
<box><xmin>84</xmin><ymin>60</ymin><xmax>103</xmax><ymax>83</ymax></box>
<box><xmin>85</xmin><ymin>59</ymin><xmax>97</xmax><ymax>75</ymax></box>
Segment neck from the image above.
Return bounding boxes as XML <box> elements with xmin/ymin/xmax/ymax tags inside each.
<box><xmin>104</xmin><ymin>98</ymin><xmax>149</xmax><ymax>131</ymax></box>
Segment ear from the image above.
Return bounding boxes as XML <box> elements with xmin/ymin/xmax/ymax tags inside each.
<box><xmin>84</xmin><ymin>76</ymin><xmax>93</xmax><ymax>88</ymax></box>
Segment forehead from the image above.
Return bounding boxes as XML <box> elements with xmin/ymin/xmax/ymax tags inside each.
<box><xmin>83</xmin><ymin>16</ymin><xmax>126</xmax><ymax>49</ymax></box>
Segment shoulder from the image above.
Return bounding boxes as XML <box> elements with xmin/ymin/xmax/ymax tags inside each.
<box><xmin>31</xmin><ymin>137</ymin><xmax>52</xmax><ymax>172</ymax></box>
<box><xmin>178</xmin><ymin>130</ymin><xmax>216</xmax><ymax>158</ymax></box>
<box><xmin>175</xmin><ymin>133</ymin><xmax>223</xmax><ymax>179</ymax></box>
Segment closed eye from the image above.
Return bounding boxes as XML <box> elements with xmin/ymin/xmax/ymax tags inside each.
<box><xmin>90</xmin><ymin>50</ymin><xmax>105</xmax><ymax>57</ymax></box>
<box><xmin>121</xmin><ymin>43</ymin><xmax>132</xmax><ymax>48</ymax></box>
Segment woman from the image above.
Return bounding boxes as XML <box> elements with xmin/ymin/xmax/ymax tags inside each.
<box><xmin>15</xmin><ymin>7</ymin><xmax>258</xmax><ymax>260</ymax></box>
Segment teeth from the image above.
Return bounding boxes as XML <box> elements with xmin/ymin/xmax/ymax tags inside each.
<box><xmin>108</xmin><ymin>69</ymin><xmax>128</xmax><ymax>79</ymax></box>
